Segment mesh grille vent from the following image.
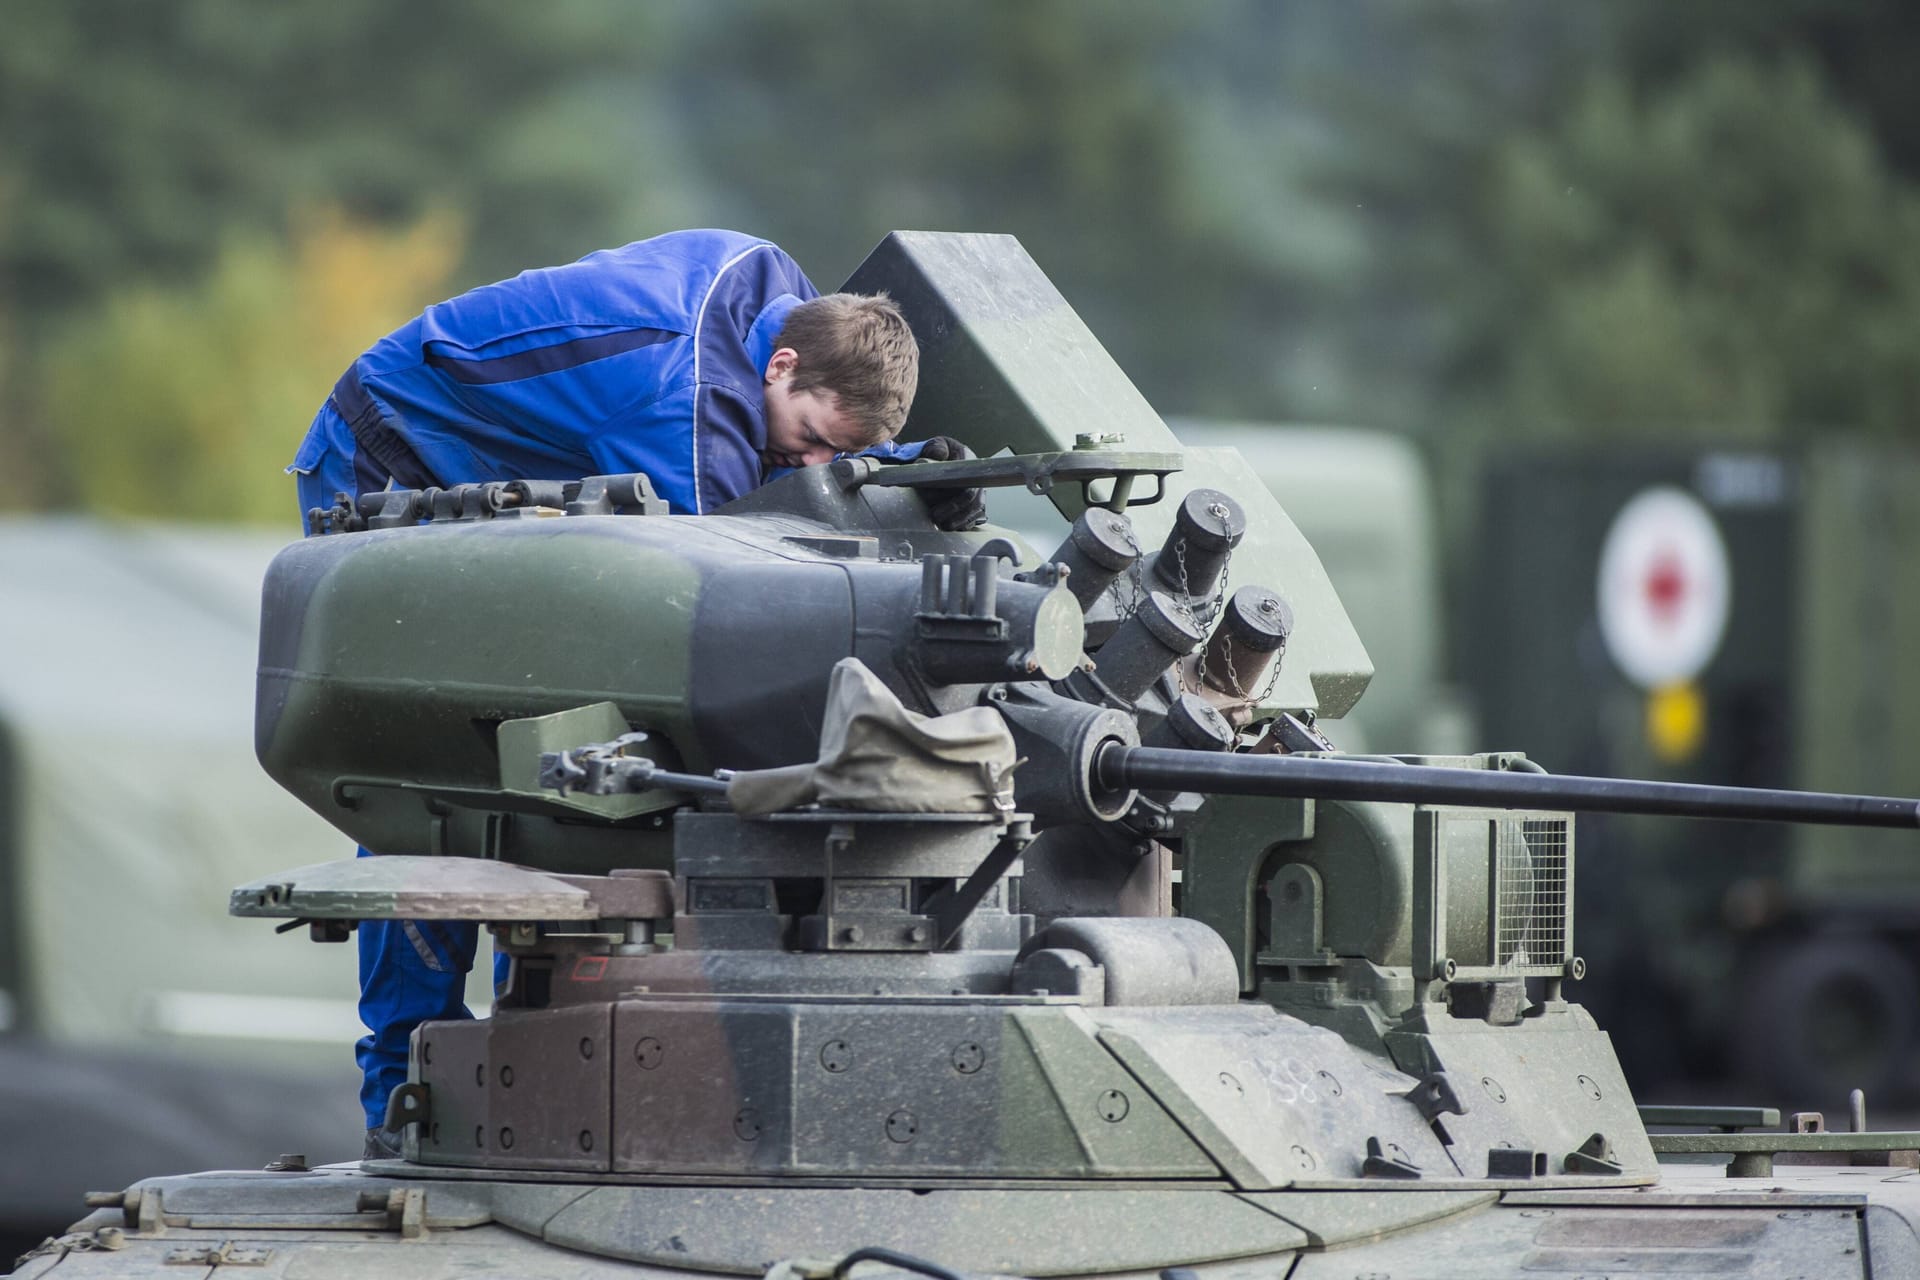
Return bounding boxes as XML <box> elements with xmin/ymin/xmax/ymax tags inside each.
<box><xmin>1492</xmin><ymin>816</ymin><xmax>1570</xmax><ymax>971</ymax></box>
<box><xmin>1414</xmin><ymin>805</ymin><xmax>1577</xmax><ymax>983</ymax></box>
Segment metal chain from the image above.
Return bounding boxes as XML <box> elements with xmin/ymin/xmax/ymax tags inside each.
<box><xmin>1171</xmin><ymin>537</ymin><xmax>1199</xmax><ymax>694</ymax></box>
<box><xmin>1213</xmin><ymin>619</ymin><xmax>1285</xmax><ymax>707</ymax></box>
<box><xmin>1103</xmin><ymin>505</ymin><xmax>1274</xmax><ymax>708</ymax></box>
<box><xmin>1172</xmin><ymin>508</ymin><xmax>1232</xmax><ymax>695</ymax></box>
<box><xmin>1104</xmin><ymin>518</ymin><xmax>1147</xmax><ymax>621</ymax></box>
<box><xmin>1218</xmin><ymin>628</ymin><xmax>1245</xmax><ymax>701</ymax></box>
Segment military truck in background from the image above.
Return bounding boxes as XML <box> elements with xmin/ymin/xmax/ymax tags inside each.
<box><xmin>1465</xmin><ymin>444</ymin><xmax>1920</xmax><ymax>1104</ymax></box>
<box><xmin>1132</xmin><ymin>427</ymin><xmax>1920</xmax><ymax>1106</ymax></box>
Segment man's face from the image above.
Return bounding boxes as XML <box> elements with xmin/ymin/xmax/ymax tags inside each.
<box><xmin>761</xmin><ymin>348</ymin><xmax>867</xmax><ymax>471</ymax></box>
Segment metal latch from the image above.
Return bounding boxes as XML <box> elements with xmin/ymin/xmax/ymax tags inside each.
<box><xmin>164</xmin><ymin>1241</ymin><xmax>274</xmax><ymax>1265</ymax></box>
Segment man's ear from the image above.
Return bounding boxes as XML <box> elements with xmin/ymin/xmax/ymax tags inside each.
<box><xmin>764</xmin><ymin>347</ymin><xmax>800</xmax><ymax>383</ymax></box>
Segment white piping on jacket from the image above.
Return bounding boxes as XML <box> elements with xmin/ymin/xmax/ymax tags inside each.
<box><xmin>689</xmin><ymin>242</ymin><xmax>777</xmax><ymax>514</ymax></box>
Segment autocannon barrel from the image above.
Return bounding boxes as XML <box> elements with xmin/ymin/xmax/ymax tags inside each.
<box><xmin>1095</xmin><ymin>745</ymin><xmax>1920</xmax><ymax>829</ymax></box>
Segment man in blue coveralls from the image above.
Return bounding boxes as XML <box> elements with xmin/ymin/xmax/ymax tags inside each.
<box><xmin>288</xmin><ymin>229</ymin><xmax>982</xmax><ymax>1157</ymax></box>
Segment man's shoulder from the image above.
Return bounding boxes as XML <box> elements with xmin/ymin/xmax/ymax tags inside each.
<box><xmin>582</xmin><ymin>230</ymin><xmax>797</xmax><ymax>278</ymax></box>
<box><xmin>402</xmin><ymin>231</ymin><xmax>805</xmax><ymax>352</ymax></box>
<box><xmin>557</xmin><ymin>230</ymin><xmax>815</xmax><ymax>331</ymax></box>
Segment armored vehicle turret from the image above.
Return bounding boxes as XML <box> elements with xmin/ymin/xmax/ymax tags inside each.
<box><xmin>21</xmin><ymin>233</ymin><xmax>1920</xmax><ymax>1280</ymax></box>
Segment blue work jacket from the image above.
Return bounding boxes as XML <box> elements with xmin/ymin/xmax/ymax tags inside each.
<box><xmin>290</xmin><ymin>229</ymin><xmax>909</xmax><ymax>515</ymax></box>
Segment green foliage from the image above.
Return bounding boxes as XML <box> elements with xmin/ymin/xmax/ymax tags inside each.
<box><xmin>42</xmin><ymin>211</ymin><xmax>462</xmax><ymax>524</ymax></box>
<box><xmin>0</xmin><ymin>0</ymin><xmax>693</xmax><ymax>516</ymax></box>
<box><xmin>1476</xmin><ymin>57</ymin><xmax>1920</xmax><ymax>441</ymax></box>
<box><xmin>665</xmin><ymin>1</ymin><xmax>1338</xmax><ymax>419</ymax></box>
<box><xmin>1608</xmin><ymin>0</ymin><xmax>1920</xmax><ymax>181</ymax></box>
<box><xmin>7</xmin><ymin>2</ymin><xmax>1920</xmax><ymax>523</ymax></box>
<box><xmin>0</xmin><ymin>0</ymin><xmax>679</xmax><ymax>320</ymax></box>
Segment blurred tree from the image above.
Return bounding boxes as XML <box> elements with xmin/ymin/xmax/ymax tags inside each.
<box><xmin>1255</xmin><ymin>5</ymin><xmax>1920</xmax><ymax>444</ymax></box>
<box><xmin>0</xmin><ymin>0</ymin><xmax>692</xmax><ymax>513</ymax></box>
<box><xmin>1610</xmin><ymin>0</ymin><xmax>1920</xmax><ymax>182</ymax></box>
<box><xmin>7</xmin><ymin>0</ymin><xmax>1920</xmax><ymax>523</ymax></box>
<box><xmin>43</xmin><ymin>209</ymin><xmax>462</xmax><ymax>525</ymax></box>
<box><xmin>1472</xmin><ymin>57</ymin><xmax>1920</xmax><ymax>441</ymax></box>
<box><xmin>1273</xmin><ymin>3</ymin><xmax>1607</xmax><ymax>432</ymax></box>
<box><xmin>0</xmin><ymin>182</ymin><xmax>26</xmax><ymax>509</ymax></box>
<box><xmin>0</xmin><ymin>0</ymin><xmax>677</xmax><ymax>320</ymax></box>
<box><xmin>665</xmin><ymin>0</ymin><xmax>1343</xmax><ymax>420</ymax></box>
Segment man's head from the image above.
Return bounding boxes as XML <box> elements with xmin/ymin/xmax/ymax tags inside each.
<box><xmin>761</xmin><ymin>292</ymin><xmax>919</xmax><ymax>470</ymax></box>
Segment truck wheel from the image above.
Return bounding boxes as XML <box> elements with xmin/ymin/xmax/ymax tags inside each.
<box><xmin>1739</xmin><ymin>936</ymin><xmax>1920</xmax><ymax>1106</ymax></box>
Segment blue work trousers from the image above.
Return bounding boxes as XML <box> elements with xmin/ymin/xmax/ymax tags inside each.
<box><xmin>353</xmin><ymin>857</ymin><xmax>506</xmax><ymax>1128</ymax></box>
<box><xmin>294</xmin><ymin>414</ymin><xmax>508</xmax><ymax>1128</ymax></box>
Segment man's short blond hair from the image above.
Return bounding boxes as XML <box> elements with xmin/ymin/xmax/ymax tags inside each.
<box><xmin>774</xmin><ymin>292</ymin><xmax>919</xmax><ymax>446</ymax></box>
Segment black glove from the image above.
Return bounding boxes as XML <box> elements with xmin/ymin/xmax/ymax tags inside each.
<box><xmin>914</xmin><ymin>434</ymin><xmax>969</xmax><ymax>463</ymax></box>
<box><xmin>913</xmin><ymin>435</ymin><xmax>988</xmax><ymax>531</ymax></box>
